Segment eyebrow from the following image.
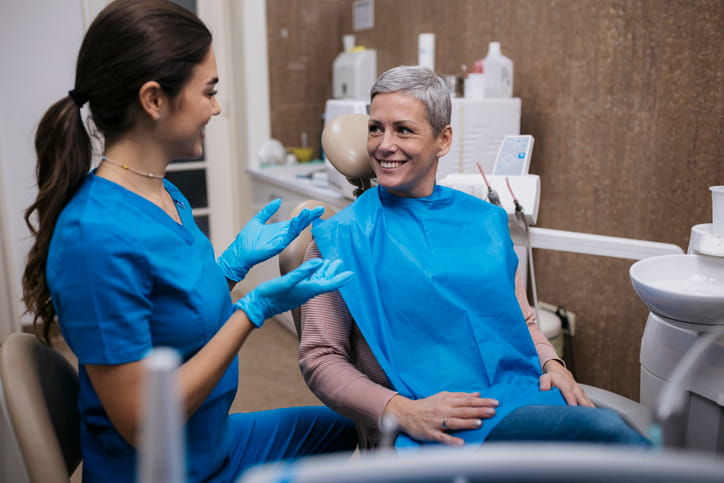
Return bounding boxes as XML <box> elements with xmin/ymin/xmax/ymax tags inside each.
<box><xmin>369</xmin><ymin>119</ymin><xmax>417</xmax><ymax>125</ymax></box>
<box><xmin>206</xmin><ymin>77</ymin><xmax>219</xmax><ymax>86</ymax></box>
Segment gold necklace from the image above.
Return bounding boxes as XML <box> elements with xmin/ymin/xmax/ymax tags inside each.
<box><xmin>101</xmin><ymin>155</ymin><xmax>165</xmax><ymax>179</ymax></box>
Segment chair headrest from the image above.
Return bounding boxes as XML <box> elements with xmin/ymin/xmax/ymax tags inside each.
<box><xmin>321</xmin><ymin>113</ymin><xmax>375</xmax><ymax>180</ymax></box>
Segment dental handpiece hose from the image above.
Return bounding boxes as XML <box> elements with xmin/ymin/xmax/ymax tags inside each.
<box><xmin>476</xmin><ymin>162</ymin><xmax>501</xmax><ymax>207</ymax></box>
<box><xmin>505</xmin><ymin>177</ymin><xmax>541</xmax><ymax>328</ymax></box>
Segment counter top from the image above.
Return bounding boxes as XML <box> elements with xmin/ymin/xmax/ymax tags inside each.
<box><xmin>247</xmin><ymin>164</ymin><xmax>349</xmax><ymax>208</ymax></box>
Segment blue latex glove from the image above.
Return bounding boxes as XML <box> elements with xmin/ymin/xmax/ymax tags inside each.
<box><xmin>217</xmin><ymin>199</ymin><xmax>324</xmax><ymax>282</ymax></box>
<box><xmin>235</xmin><ymin>258</ymin><xmax>353</xmax><ymax>327</ymax></box>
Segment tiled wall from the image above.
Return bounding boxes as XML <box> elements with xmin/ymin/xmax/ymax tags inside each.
<box><xmin>266</xmin><ymin>0</ymin><xmax>723</xmax><ymax>399</ymax></box>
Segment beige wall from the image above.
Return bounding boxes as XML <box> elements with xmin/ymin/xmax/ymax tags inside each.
<box><xmin>266</xmin><ymin>0</ymin><xmax>723</xmax><ymax>399</ymax></box>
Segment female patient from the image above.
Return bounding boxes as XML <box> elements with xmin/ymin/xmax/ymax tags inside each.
<box><xmin>22</xmin><ymin>1</ymin><xmax>356</xmax><ymax>481</ymax></box>
<box><xmin>298</xmin><ymin>65</ymin><xmax>650</xmax><ymax>448</ymax></box>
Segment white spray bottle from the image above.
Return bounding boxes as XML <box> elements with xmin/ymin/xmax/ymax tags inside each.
<box><xmin>482</xmin><ymin>41</ymin><xmax>513</xmax><ymax>98</ymax></box>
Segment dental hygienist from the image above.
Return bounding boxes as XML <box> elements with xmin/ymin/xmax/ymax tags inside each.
<box><xmin>21</xmin><ymin>1</ymin><xmax>357</xmax><ymax>481</ymax></box>
<box><xmin>298</xmin><ymin>65</ymin><xmax>650</xmax><ymax>449</ymax></box>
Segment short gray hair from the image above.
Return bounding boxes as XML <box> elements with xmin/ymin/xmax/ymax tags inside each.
<box><xmin>370</xmin><ymin>65</ymin><xmax>451</xmax><ymax>135</ymax></box>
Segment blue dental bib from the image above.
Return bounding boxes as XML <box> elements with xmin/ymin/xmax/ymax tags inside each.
<box><xmin>312</xmin><ymin>185</ymin><xmax>565</xmax><ymax>447</ymax></box>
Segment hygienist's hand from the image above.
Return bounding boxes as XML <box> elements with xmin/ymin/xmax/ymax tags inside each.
<box><xmin>540</xmin><ymin>359</ymin><xmax>594</xmax><ymax>407</ymax></box>
<box><xmin>218</xmin><ymin>199</ymin><xmax>324</xmax><ymax>282</ymax></box>
<box><xmin>234</xmin><ymin>258</ymin><xmax>353</xmax><ymax>327</ymax></box>
<box><xmin>383</xmin><ymin>391</ymin><xmax>499</xmax><ymax>446</ymax></box>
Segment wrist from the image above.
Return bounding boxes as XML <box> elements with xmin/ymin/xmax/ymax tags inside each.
<box><xmin>217</xmin><ymin>258</ymin><xmax>248</xmax><ymax>283</ymax></box>
<box><xmin>543</xmin><ymin>358</ymin><xmax>565</xmax><ymax>373</ymax></box>
<box><xmin>382</xmin><ymin>395</ymin><xmax>409</xmax><ymax>424</ymax></box>
<box><xmin>233</xmin><ymin>293</ymin><xmax>264</xmax><ymax>328</ymax></box>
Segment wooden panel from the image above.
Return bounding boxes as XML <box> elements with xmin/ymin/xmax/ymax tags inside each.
<box><xmin>266</xmin><ymin>0</ymin><xmax>724</xmax><ymax>399</ymax></box>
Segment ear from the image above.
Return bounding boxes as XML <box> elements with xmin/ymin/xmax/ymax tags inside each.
<box><xmin>436</xmin><ymin>124</ymin><xmax>453</xmax><ymax>158</ymax></box>
<box><xmin>138</xmin><ymin>80</ymin><xmax>164</xmax><ymax>121</ymax></box>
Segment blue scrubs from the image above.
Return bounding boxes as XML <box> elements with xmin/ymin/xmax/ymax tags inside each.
<box><xmin>47</xmin><ymin>174</ymin><xmax>355</xmax><ymax>482</ymax></box>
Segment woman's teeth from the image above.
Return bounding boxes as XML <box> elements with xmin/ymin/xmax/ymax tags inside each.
<box><xmin>380</xmin><ymin>160</ymin><xmax>404</xmax><ymax>169</ymax></box>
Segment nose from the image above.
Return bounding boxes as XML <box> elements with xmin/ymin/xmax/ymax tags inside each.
<box><xmin>212</xmin><ymin>96</ymin><xmax>221</xmax><ymax>116</ymax></box>
<box><xmin>377</xmin><ymin>130</ymin><xmax>398</xmax><ymax>154</ymax></box>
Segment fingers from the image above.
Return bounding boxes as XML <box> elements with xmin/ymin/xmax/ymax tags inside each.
<box><xmin>440</xmin><ymin>391</ymin><xmax>499</xmax><ymax>409</ymax></box>
<box><xmin>573</xmin><ymin>386</ymin><xmax>595</xmax><ymax>408</ymax></box>
<box><xmin>540</xmin><ymin>373</ymin><xmax>595</xmax><ymax>407</ymax></box>
<box><xmin>287</xmin><ymin>206</ymin><xmax>324</xmax><ymax>236</ymax></box>
<box><xmin>283</xmin><ymin>258</ymin><xmax>324</xmax><ymax>285</ymax></box>
<box><xmin>306</xmin><ymin>259</ymin><xmax>354</xmax><ymax>291</ymax></box>
<box><xmin>540</xmin><ymin>372</ymin><xmax>578</xmax><ymax>405</ymax></box>
<box><xmin>438</xmin><ymin>433</ymin><xmax>466</xmax><ymax>446</ymax></box>
<box><xmin>300</xmin><ymin>206</ymin><xmax>325</xmax><ymax>222</ymax></box>
<box><xmin>424</xmin><ymin>392</ymin><xmax>497</xmax><ymax>439</ymax></box>
<box><xmin>539</xmin><ymin>373</ymin><xmax>553</xmax><ymax>391</ymax></box>
<box><xmin>439</xmin><ymin>415</ymin><xmax>484</xmax><ymax>433</ymax></box>
<box><xmin>319</xmin><ymin>270</ymin><xmax>354</xmax><ymax>290</ymax></box>
<box><xmin>254</xmin><ymin>198</ymin><xmax>282</xmax><ymax>223</ymax></box>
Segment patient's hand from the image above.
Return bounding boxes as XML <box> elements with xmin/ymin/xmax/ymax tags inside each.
<box><xmin>382</xmin><ymin>391</ymin><xmax>498</xmax><ymax>446</ymax></box>
<box><xmin>539</xmin><ymin>360</ymin><xmax>594</xmax><ymax>407</ymax></box>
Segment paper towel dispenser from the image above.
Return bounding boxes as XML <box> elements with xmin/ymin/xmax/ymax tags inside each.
<box><xmin>333</xmin><ymin>48</ymin><xmax>376</xmax><ymax>99</ymax></box>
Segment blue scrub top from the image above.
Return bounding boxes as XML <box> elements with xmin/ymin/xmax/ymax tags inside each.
<box><xmin>47</xmin><ymin>173</ymin><xmax>237</xmax><ymax>482</ymax></box>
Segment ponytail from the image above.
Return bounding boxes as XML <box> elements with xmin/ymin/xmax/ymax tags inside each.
<box><xmin>22</xmin><ymin>95</ymin><xmax>91</xmax><ymax>343</ymax></box>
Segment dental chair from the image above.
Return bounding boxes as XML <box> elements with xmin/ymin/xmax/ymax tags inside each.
<box><xmin>279</xmin><ymin>199</ymin><xmax>340</xmax><ymax>338</ymax></box>
<box><xmin>0</xmin><ymin>332</ymin><xmax>81</xmax><ymax>483</ymax></box>
<box><xmin>279</xmin><ymin>113</ymin><xmax>652</xmax><ymax>440</ymax></box>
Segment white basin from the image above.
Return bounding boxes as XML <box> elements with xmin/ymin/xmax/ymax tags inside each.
<box><xmin>630</xmin><ymin>254</ymin><xmax>724</xmax><ymax>324</ymax></box>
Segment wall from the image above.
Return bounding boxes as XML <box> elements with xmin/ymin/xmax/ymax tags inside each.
<box><xmin>266</xmin><ymin>0</ymin><xmax>723</xmax><ymax>399</ymax></box>
<box><xmin>0</xmin><ymin>0</ymin><xmax>86</xmax><ymax>333</ymax></box>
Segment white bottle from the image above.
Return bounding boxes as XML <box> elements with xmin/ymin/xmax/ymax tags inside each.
<box><xmin>482</xmin><ymin>41</ymin><xmax>513</xmax><ymax>98</ymax></box>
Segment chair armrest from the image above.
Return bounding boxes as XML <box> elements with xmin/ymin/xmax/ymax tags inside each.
<box><xmin>580</xmin><ymin>383</ymin><xmax>652</xmax><ymax>437</ymax></box>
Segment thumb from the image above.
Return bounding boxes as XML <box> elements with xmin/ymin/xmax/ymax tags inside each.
<box><xmin>254</xmin><ymin>198</ymin><xmax>282</xmax><ymax>223</ymax></box>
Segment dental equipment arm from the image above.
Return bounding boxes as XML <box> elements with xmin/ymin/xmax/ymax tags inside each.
<box><xmin>505</xmin><ymin>177</ymin><xmax>541</xmax><ymax>326</ymax></box>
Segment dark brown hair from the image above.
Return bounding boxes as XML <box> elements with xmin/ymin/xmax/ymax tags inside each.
<box><xmin>22</xmin><ymin>0</ymin><xmax>212</xmax><ymax>343</ymax></box>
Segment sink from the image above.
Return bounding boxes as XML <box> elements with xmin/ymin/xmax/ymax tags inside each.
<box><xmin>630</xmin><ymin>254</ymin><xmax>724</xmax><ymax>324</ymax></box>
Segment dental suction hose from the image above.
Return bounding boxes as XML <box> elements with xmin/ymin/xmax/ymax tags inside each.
<box><xmin>505</xmin><ymin>178</ymin><xmax>541</xmax><ymax>328</ymax></box>
<box><xmin>476</xmin><ymin>162</ymin><xmax>501</xmax><ymax>207</ymax></box>
<box><xmin>651</xmin><ymin>324</ymin><xmax>724</xmax><ymax>449</ymax></box>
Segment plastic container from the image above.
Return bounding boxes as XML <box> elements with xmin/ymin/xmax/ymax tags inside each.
<box><xmin>464</xmin><ymin>73</ymin><xmax>485</xmax><ymax>99</ymax></box>
<box><xmin>482</xmin><ymin>41</ymin><xmax>513</xmax><ymax>98</ymax></box>
<box><xmin>711</xmin><ymin>186</ymin><xmax>724</xmax><ymax>237</ymax></box>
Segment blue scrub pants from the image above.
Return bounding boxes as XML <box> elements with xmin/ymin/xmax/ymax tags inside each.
<box><xmin>225</xmin><ymin>406</ymin><xmax>357</xmax><ymax>481</ymax></box>
<box><xmin>486</xmin><ymin>405</ymin><xmax>651</xmax><ymax>446</ymax></box>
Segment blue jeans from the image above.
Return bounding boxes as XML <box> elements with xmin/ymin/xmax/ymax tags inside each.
<box><xmin>486</xmin><ymin>405</ymin><xmax>651</xmax><ymax>446</ymax></box>
<box><xmin>225</xmin><ymin>406</ymin><xmax>357</xmax><ymax>481</ymax></box>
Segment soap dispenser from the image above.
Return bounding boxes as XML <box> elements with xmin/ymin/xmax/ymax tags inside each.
<box><xmin>482</xmin><ymin>41</ymin><xmax>513</xmax><ymax>98</ymax></box>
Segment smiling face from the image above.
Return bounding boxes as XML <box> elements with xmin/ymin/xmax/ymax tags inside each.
<box><xmin>367</xmin><ymin>92</ymin><xmax>452</xmax><ymax>198</ymax></box>
<box><xmin>162</xmin><ymin>47</ymin><xmax>221</xmax><ymax>160</ymax></box>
